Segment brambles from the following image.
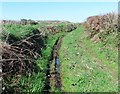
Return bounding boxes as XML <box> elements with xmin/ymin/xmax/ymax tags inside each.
<box><xmin>2</xmin><ymin>30</ymin><xmax>47</xmax><ymax>93</ymax></box>
<box><xmin>38</xmin><ymin>23</ymin><xmax>77</xmax><ymax>36</ymax></box>
<box><xmin>1</xmin><ymin>20</ymin><xmax>78</xmax><ymax>93</ymax></box>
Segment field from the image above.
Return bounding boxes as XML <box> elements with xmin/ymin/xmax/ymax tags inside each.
<box><xmin>1</xmin><ymin>13</ymin><xmax>118</xmax><ymax>93</ymax></box>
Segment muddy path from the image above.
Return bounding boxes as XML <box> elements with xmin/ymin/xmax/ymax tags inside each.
<box><xmin>48</xmin><ymin>36</ymin><xmax>64</xmax><ymax>92</ymax></box>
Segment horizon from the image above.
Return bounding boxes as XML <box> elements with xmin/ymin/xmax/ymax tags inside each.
<box><xmin>1</xmin><ymin>2</ymin><xmax>118</xmax><ymax>22</ymax></box>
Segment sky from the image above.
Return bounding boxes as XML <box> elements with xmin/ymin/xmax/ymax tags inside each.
<box><xmin>1</xmin><ymin>2</ymin><xmax>118</xmax><ymax>22</ymax></box>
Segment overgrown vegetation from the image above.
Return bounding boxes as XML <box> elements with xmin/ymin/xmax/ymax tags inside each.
<box><xmin>1</xmin><ymin>20</ymin><xmax>77</xmax><ymax>93</ymax></box>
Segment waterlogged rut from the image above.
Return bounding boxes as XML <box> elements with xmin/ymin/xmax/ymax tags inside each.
<box><xmin>49</xmin><ymin>36</ymin><xmax>63</xmax><ymax>92</ymax></box>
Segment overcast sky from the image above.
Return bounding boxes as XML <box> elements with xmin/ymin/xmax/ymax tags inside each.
<box><xmin>1</xmin><ymin>2</ymin><xmax>118</xmax><ymax>22</ymax></box>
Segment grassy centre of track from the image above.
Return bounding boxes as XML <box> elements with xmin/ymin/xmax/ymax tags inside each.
<box><xmin>59</xmin><ymin>25</ymin><xmax>118</xmax><ymax>92</ymax></box>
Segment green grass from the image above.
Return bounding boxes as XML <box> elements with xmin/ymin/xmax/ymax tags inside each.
<box><xmin>59</xmin><ymin>25</ymin><xmax>118</xmax><ymax>92</ymax></box>
<box><xmin>16</xmin><ymin>73</ymin><xmax>45</xmax><ymax>92</ymax></box>
<box><xmin>3</xmin><ymin>24</ymin><xmax>35</xmax><ymax>39</ymax></box>
<box><xmin>2</xmin><ymin>22</ymin><xmax>51</xmax><ymax>40</ymax></box>
<box><xmin>15</xmin><ymin>31</ymin><xmax>68</xmax><ymax>92</ymax></box>
<box><xmin>2</xmin><ymin>21</ymin><xmax>118</xmax><ymax>92</ymax></box>
<box><xmin>2</xmin><ymin>22</ymin><xmax>69</xmax><ymax>92</ymax></box>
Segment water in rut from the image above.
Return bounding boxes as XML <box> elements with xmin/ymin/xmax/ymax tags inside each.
<box><xmin>48</xmin><ymin>36</ymin><xmax>63</xmax><ymax>92</ymax></box>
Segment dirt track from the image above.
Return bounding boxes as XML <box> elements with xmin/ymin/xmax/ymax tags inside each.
<box><xmin>49</xmin><ymin>36</ymin><xmax>63</xmax><ymax>92</ymax></box>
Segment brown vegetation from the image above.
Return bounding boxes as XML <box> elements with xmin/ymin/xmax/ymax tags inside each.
<box><xmin>84</xmin><ymin>12</ymin><xmax>118</xmax><ymax>38</ymax></box>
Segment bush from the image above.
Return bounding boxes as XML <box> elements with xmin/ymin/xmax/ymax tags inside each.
<box><xmin>85</xmin><ymin>12</ymin><xmax>118</xmax><ymax>38</ymax></box>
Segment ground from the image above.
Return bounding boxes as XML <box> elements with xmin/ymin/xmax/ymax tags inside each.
<box><xmin>59</xmin><ymin>25</ymin><xmax>118</xmax><ymax>92</ymax></box>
